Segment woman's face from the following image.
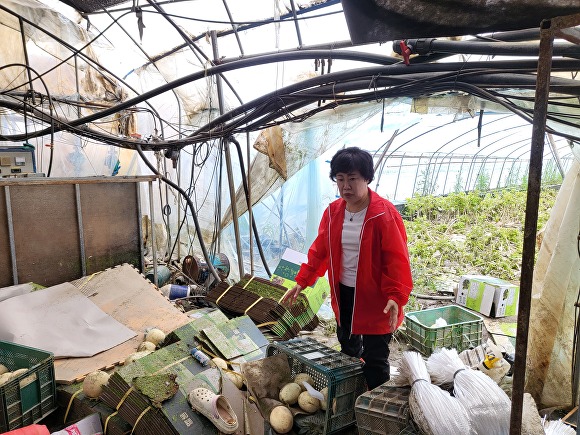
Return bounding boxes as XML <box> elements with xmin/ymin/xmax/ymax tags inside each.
<box><xmin>335</xmin><ymin>170</ymin><xmax>369</xmax><ymax>206</ymax></box>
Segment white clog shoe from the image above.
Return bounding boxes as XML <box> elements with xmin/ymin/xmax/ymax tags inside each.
<box><xmin>188</xmin><ymin>387</ymin><xmax>238</xmax><ymax>434</ymax></box>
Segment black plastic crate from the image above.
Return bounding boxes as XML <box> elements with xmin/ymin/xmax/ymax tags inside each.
<box><xmin>0</xmin><ymin>341</ymin><xmax>57</xmax><ymax>432</ymax></box>
<box><xmin>355</xmin><ymin>385</ymin><xmax>417</xmax><ymax>435</ymax></box>
<box><xmin>266</xmin><ymin>337</ymin><xmax>366</xmax><ymax>434</ymax></box>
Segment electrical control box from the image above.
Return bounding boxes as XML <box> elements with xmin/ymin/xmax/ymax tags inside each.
<box><xmin>0</xmin><ymin>146</ymin><xmax>37</xmax><ymax>177</ymax></box>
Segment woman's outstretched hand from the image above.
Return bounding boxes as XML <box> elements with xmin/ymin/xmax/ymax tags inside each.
<box><xmin>383</xmin><ymin>299</ymin><xmax>399</xmax><ymax>332</ymax></box>
<box><xmin>282</xmin><ymin>284</ymin><xmax>303</xmax><ymax>306</ymax></box>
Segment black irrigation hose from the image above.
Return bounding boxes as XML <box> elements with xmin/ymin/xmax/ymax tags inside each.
<box><xmin>0</xmin><ymin>63</ymin><xmax>55</xmax><ymax>176</ymax></box>
<box><xmin>0</xmin><ymin>4</ymin><xmax>166</xmax><ymax>139</ymax></box>
<box><xmin>228</xmin><ymin>135</ymin><xmax>271</xmax><ymax>277</ymax></box>
<box><xmin>476</xmin><ymin>27</ymin><xmax>542</xmax><ymax>42</ymax></box>
<box><xmin>2</xmin><ymin>54</ymin><xmax>580</xmax><ymax>145</ymax></box>
<box><xmin>3</xmin><ymin>58</ymin><xmax>580</xmax><ymax>149</ymax></box>
<box><xmin>135</xmin><ymin>144</ymin><xmax>222</xmax><ymax>282</ymax></box>
<box><xmin>4</xmin><ymin>66</ymin><xmax>580</xmax><ymax>150</ymax></box>
<box><xmin>409</xmin><ymin>27</ymin><xmax>545</xmax><ymax>64</ymax></box>
<box><xmin>395</xmin><ymin>39</ymin><xmax>580</xmax><ymax>58</ymax></box>
<box><xmin>200</xmin><ymin>73</ymin><xmax>580</xmax><ymax>138</ymax></box>
<box><xmin>188</xmin><ymin>59</ymin><xmax>580</xmax><ymax>138</ymax></box>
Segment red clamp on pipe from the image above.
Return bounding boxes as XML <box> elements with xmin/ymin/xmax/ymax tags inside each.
<box><xmin>399</xmin><ymin>40</ymin><xmax>411</xmax><ymax>65</ymax></box>
<box><xmin>44</xmin><ymin>143</ymin><xmax>53</xmax><ymax>148</ymax></box>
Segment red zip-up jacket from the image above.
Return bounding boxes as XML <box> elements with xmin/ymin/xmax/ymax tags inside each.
<box><xmin>295</xmin><ymin>188</ymin><xmax>413</xmax><ymax>335</ymax></box>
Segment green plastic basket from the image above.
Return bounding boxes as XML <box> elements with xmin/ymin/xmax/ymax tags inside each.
<box><xmin>0</xmin><ymin>341</ymin><xmax>57</xmax><ymax>432</ymax></box>
<box><xmin>404</xmin><ymin>305</ymin><xmax>483</xmax><ymax>356</ymax></box>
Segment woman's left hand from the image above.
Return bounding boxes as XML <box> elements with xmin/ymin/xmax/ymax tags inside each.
<box><xmin>383</xmin><ymin>299</ymin><xmax>399</xmax><ymax>332</ymax></box>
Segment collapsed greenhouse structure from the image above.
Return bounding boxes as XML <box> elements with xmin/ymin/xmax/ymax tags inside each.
<box><xmin>0</xmin><ymin>0</ymin><xmax>580</xmax><ymax>434</ymax></box>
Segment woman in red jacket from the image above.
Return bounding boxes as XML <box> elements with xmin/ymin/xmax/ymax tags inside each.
<box><xmin>283</xmin><ymin>147</ymin><xmax>413</xmax><ymax>389</ymax></box>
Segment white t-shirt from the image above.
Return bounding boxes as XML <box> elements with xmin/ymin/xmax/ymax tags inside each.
<box><xmin>340</xmin><ymin>206</ymin><xmax>367</xmax><ymax>287</ymax></box>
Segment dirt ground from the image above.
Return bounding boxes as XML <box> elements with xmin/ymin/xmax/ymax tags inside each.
<box><xmin>297</xmin><ymin>297</ymin><xmax>507</xmax><ymax>435</ymax></box>
<box><xmin>302</xmin><ymin>298</ymin><xmax>452</xmax><ymax>372</ymax></box>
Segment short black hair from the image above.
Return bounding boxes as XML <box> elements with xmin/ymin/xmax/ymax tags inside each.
<box><xmin>329</xmin><ymin>147</ymin><xmax>374</xmax><ymax>182</ymax></box>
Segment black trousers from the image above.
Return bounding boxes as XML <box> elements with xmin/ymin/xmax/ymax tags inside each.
<box><xmin>336</xmin><ymin>282</ymin><xmax>392</xmax><ymax>390</ymax></box>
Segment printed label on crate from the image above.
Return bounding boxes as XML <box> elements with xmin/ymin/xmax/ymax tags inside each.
<box><xmin>302</xmin><ymin>351</ymin><xmax>325</xmax><ymax>360</ymax></box>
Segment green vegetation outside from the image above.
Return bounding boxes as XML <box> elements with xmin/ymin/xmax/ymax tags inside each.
<box><xmin>403</xmin><ymin>188</ymin><xmax>558</xmax><ymax>295</ymax></box>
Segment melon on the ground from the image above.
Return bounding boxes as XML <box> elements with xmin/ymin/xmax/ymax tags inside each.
<box><xmin>270</xmin><ymin>405</ymin><xmax>293</xmax><ymax>434</ymax></box>
<box><xmin>83</xmin><ymin>370</ymin><xmax>110</xmax><ymax>399</ymax></box>
<box><xmin>279</xmin><ymin>382</ymin><xmax>301</xmax><ymax>405</ymax></box>
<box><xmin>298</xmin><ymin>390</ymin><xmax>320</xmax><ymax>413</ymax></box>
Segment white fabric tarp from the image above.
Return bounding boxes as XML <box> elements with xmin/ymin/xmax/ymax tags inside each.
<box><xmin>526</xmin><ymin>157</ymin><xmax>580</xmax><ymax>407</ymax></box>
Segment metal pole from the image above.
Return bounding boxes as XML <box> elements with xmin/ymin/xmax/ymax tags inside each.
<box><xmin>162</xmin><ymin>157</ymin><xmax>171</xmax><ymax>256</ymax></box>
<box><xmin>136</xmin><ymin>182</ymin><xmax>145</xmax><ymax>272</ymax></box>
<box><xmin>393</xmin><ymin>154</ymin><xmax>405</xmax><ymax>200</ymax></box>
<box><xmin>510</xmin><ymin>18</ymin><xmax>554</xmax><ymax>435</ymax></box>
<box><xmin>441</xmin><ymin>155</ymin><xmax>452</xmax><ymax>194</ymax></box>
<box><xmin>412</xmin><ymin>154</ymin><xmax>423</xmax><ymax>196</ymax></box>
<box><xmin>148</xmin><ymin>180</ymin><xmax>158</xmax><ymax>287</ymax></box>
<box><xmin>546</xmin><ymin>133</ymin><xmax>566</xmax><ymax>178</ymax></box>
<box><xmin>221</xmin><ymin>0</ymin><xmax>244</xmax><ymax>55</ymax></box>
<box><xmin>279</xmin><ymin>185</ymin><xmax>284</xmax><ymax>260</ymax></box>
<box><xmin>288</xmin><ymin>0</ymin><xmax>303</xmax><ymax>47</ymax></box>
<box><xmin>374</xmin><ymin>129</ymin><xmax>399</xmax><ymax>173</ymax></box>
<box><xmin>211</xmin><ymin>30</ymin><xmax>244</xmax><ymax>278</ymax></box>
<box><xmin>489</xmin><ymin>157</ymin><xmax>499</xmax><ymax>189</ymax></box>
<box><xmin>75</xmin><ymin>184</ymin><xmax>87</xmax><ymax>276</ymax></box>
<box><xmin>19</xmin><ymin>17</ymin><xmax>34</xmax><ymax>104</ymax></box>
<box><xmin>74</xmin><ymin>55</ymin><xmax>81</xmax><ymax>118</ymax></box>
<box><xmin>5</xmin><ymin>186</ymin><xmax>18</xmax><ymax>284</ymax></box>
<box><xmin>177</xmin><ymin>151</ymin><xmax>181</xmax><ymax>261</ymax></box>
<box><xmin>247</xmin><ymin>132</ymin><xmax>254</xmax><ymax>275</ymax></box>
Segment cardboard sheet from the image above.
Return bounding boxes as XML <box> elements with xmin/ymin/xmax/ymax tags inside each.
<box><xmin>0</xmin><ymin>282</ymin><xmax>136</xmax><ymax>358</ymax></box>
<box><xmin>483</xmin><ymin>319</ymin><xmax>517</xmax><ymax>354</ymax></box>
<box><xmin>54</xmin><ymin>264</ymin><xmax>190</xmax><ymax>384</ymax></box>
<box><xmin>0</xmin><ymin>282</ymin><xmax>35</xmax><ymax>302</ymax></box>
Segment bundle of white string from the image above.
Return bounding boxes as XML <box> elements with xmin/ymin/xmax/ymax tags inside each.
<box><xmin>399</xmin><ymin>351</ymin><xmax>474</xmax><ymax>435</ymax></box>
<box><xmin>543</xmin><ymin>418</ymin><xmax>575</xmax><ymax>435</ymax></box>
<box><xmin>427</xmin><ymin>348</ymin><xmax>511</xmax><ymax>435</ymax></box>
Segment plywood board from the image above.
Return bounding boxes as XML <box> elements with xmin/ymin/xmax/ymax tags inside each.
<box><xmin>80</xmin><ymin>183</ymin><xmax>141</xmax><ymax>274</ymax></box>
<box><xmin>0</xmin><ymin>178</ymin><xmax>145</xmax><ymax>287</ymax></box>
<box><xmin>10</xmin><ymin>184</ymin><xmax>82</xmax><ymax>286</ymax></box>
<box><xmin>54</xmin><ymin>263</ymin><xmax>190</xmax><ymax>384</ymax></box>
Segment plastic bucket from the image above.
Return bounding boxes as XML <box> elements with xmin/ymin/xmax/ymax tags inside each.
<box><xmin>145</xmin><ymin>265</ymin><xmax>171</xmax><ymax>287</ymax></box>
<box><xmin>167</xmin><ymin>285</ymin><xmax>189</xmax><ymax>299</ymax></box>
